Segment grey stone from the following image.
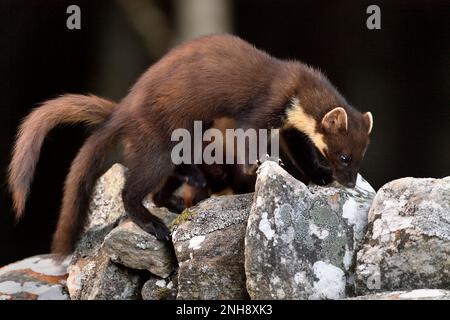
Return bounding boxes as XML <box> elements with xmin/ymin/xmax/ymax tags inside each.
<box><xmin>142</xmin><ymin>269</ymin><xmax>178</xmax><ymax>300</ymax></box>
<box><xmin>72</xmin><ymin>163</ymin><xmax>129</xmax><ymax>260</ymax></box>
<box><xmin>349</xmin><ymin>289</ymin><xmax>450</xmax><ymax>300</ymax></box>
<box><xmin>355</xmin><ymin>177</ymin><xmax>450</xmax><ymax>295</ymax></box>
<box><xmin>67</xmin><ymin>164</ymin><xmax>143</xmax><ymax>300</ymax></box>
<box><xmin>171</xmin><ymin>194</ymin><xmax>253</xmax><ymax>299</ymax></box>
<box><xmin>0</xmin><ymin>254</ymin><xmax>69</xmax><ymax>300</ymax></box>
<box><xmin>245</xmin><ymin>161</ymin><xmax>375</xmax><ymax>300</ymax></box>
<box><xmin>103</xmin><ymin>220</ymin><xmax>176</xmax><ymax>278</ymax></box>
<box><xmin>67</xmin><ymin>250</ymin><xmax>142</xmax><ymax>300</ymax></box>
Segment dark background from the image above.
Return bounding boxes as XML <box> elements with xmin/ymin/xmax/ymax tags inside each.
<box><xmin>0</xmin><ymin>0</ymin><xmax>449</xmax><ymax>266</ymax></box>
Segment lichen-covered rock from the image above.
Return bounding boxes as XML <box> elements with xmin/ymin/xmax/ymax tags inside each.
<box><xmin>142</xmin><ymin>269</ymin><xmax>178</xmax><ymax>300</ymax></box>
<box><xmin>172</xmin><ymin>194</ymin><xmax>253</xmax><ymax>299</ymax></box>
<box><xmin>0</xmin><ymin>254</ymin><xmax>69</xmax><ymax>300</ymax></box>
<box><xmin>72</xmin><ymin>163</ymin><xmax>177</xmax><ymax>259</ymax></box>
<box><xmin>355</xmin><ymin>177</ymin><xmax>450</xmax><ymax>295</ymax></box>
<box><xmin>67</xmin><ymin>164</ymin><xmax>143</xmax><ymax>300</ymax></box>
<box><xmin>67</xmin><ymin>250</ymin><xmax>142</xmax><ymax>300</ymax></box>
<box><xmin>245</xmin><ymin>161</ymin><xmax>375</xmax><ymax>300</ymax></box>
<box><xmin>74</xmin><ymin>163</ymin><xmax>129</xmax><ymax>258</ymax></box>
<box><xmin>350</xmin><ymin>289</ymin><xmax>450</xmax><ymax>300</ymax></box>
<box><xmin>103</xmin><ymin>220</ymin><xmax>176</xmax><ymax>278</ymax></box>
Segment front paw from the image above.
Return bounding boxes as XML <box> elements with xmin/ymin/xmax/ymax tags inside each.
<box><xmin>136</xmin><ymin>219</ymin><xmax>171</xmax><ymax>241</ymax></box>
<box><xmin>309</xmin><ymin>168</ymin><xmax>334</xmax><ymax>186</ymax></box>
<box><xmin>149</xmin><ymin>222</ymin><xmax>170</xmax><ymax>241</ymax></box>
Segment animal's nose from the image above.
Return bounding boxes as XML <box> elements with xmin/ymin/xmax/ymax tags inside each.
<box><xmin>346</xmin><ymin>181</ymin><xmax>356</xmax><ymax>188</ymax></box>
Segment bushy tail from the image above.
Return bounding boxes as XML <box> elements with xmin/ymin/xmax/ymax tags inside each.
<box><xmin>8</xmin><ymin>94</ymin><xmax>116</xmax><ymax>219</ymax></box>
<box><xmin>51</xmin><ymin>121</ymin><xmax>122</xmax><ymax>254</ymax></box>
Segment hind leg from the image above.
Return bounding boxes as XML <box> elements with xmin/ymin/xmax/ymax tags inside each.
<box><xmin>122</xmin><ymin>147</ymin><xmax>175</xmax><ymax>241</ymax></box>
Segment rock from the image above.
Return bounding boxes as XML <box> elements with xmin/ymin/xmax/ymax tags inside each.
<box><xmin>355</xmin><ymin>177</ymin><xmax>450</xmax><ymax>295</ymax></box>
<box><xmin>350</xmin><ymin>289</ymin><xmax>450</xmax><ymax>300</ymax></box>
<box><xmin>142</xmin><ymin>269</ymin><xmax>178</xmax><ymax>300</ymax></box>
<box><xmin>172</xmin><ymin>194</ymin><xmax>253</xmax><ymax>299</ymax></box>
<box><xmin>103</xmin><ymin>220</ymin><xmax>176</xmax><ymax>278</ymax></box>
<box><xmin>0</xmin><ymin>254</ymin><xmax>69</xmax><ymax>300</ymax></box>
<box><xmin>72</xmin><ymin>163</ymin><xmax>177</xmax><ymax>260</ymax></box>
<box><xmin>67</xmin><ymin>250</ymin><xmax>143</xmax><ymax>300</ymax></box>
<box><xmin>245</xmin><ymin>161</ymin><xmax>375</xmax><ymax>300</ymax></box>
<box><xmin>67</xmin><ymin>164</ymin><xmax>143</xmax><ymax>300</ymax></box>
<box><xmin>74</xmin><ymin>163</ymin><xmax>129</xmax><ymax>258</ymax></box>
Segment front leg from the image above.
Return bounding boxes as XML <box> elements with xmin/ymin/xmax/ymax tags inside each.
<box><xmin>122</xmin><ymin>142</ymin><xmax>174</xmax><ymax>241</ymax></box>
<box><xmin>308</xmin><ymin>161</ymin><xmax>334</xmax><ymax>186</ymax></box>
<box><xmin>281</xmin><ymin>128</ymin><xmax>333</xmax><ymax>186</ymax></box>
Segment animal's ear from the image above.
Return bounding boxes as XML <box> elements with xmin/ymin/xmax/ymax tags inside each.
<box><xmin>363</xmin><ymin>112</ymin><xmax>373</xmax><ymax>134</ymax></box>
<box><xmin>321</xmin><ymin>107</ymin><xmax>348</xmax><ymax>133</ymax></box>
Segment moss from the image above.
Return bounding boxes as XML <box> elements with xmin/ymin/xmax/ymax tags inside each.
<box><xmin>154</xmin><ymin>287</ymin><xmax>172</xmax><ymax>300</ymax></box>
<box><xmin>170</xmin><ymin>209</ymin><xmax>197</xmax><ymax>227</ymax></box>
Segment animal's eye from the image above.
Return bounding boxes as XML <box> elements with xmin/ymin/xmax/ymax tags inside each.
<box><xmin>340</xmin><ymin>154</ymin><xmax>351</xmax><ymax>166</ymax></box>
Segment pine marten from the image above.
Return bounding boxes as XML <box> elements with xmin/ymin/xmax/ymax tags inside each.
<box><xmin>9</xmin><ymin>34</ymin><xmax>373</xmax><ymax>254</ymax></box>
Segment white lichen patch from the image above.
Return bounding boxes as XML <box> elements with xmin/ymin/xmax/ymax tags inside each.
<box><xmin>399</xmin><ymin>289</ymin><xmax>446</xmax><ymax>299</ymax></box>
<box><xmin>155</xmin><ymin>279</ymin><xmax>166</xmax><ymax>288</ymax></box>
<box><xmin>294</xmin><ymin>272</ymin><xmax>307</xmax><ymax>285</ymax></box>
<box><xmin>310</xmin><ymin>261</ymin><xmax>346</xmax><ymax>300</ymax></box>
<box><xmin>378</xmin><ymin>199</ymin><xmax>413</xmax><ymax>231</ymax></box>
<box><xmin>0</xmin><ymin>280</ymin><xmax>66</xmax><ymax>299</ymax></box>
<box><xmin>271</xmin><ymin>275</ymin><xmax>281</xmax><ymax>285</ymax></box>
<box><xmin>371</xmin><ymin>219</ymin><xmax>391</xmax><ymax>243</ymax></box>
<box><xmin>135</xmin><ymin>241</ymin><xmax>149</xmax><ymax>250</ymax></box>
<box><xmin>0</xmin><ymin>255</ymin><xmax>69</xmax><ymax>277</ymax></box>
<box><xmin>37</xmin><ymin>286</ymin><xmax>69</xmax><ymax>300</ymax></box>
<box><xmin>342</xmin><ymin>197</ymin><xmax>369</xmax><ymax>241</ymax></box>
<box><xmin>309</xmin><ymin>223</ymin><xmax>329</xmax><ymax>240</ymax></box>
<box><xmin>276</xmin><ymin>288</ymin><xmax>286</xmax><ymax>298</ymax></box>
<box><xmin>259</xmin><ymin>212</ymin><xmax>275</xmax><ymax>241</ymax></box>
<box><xmin>188</xmin><ymin>235</ymin><xmax>205</xmax><ymax>250</ymax></box>
<box><xmin>355</xmin><ymin>174</ymin><xmax>376</xmax><ymax>195</ymax></box>
<box><xmin>342</xmin><ymin>198</ymin><xmax>358</xmax><ymax>221</ymax></box>
<box><xmin>343</xmin><ymin>246</ymin><xmax>354</xmax><ymax>271</ymax></box>
<box><xmin>256</xmin><ymin>196</ymin><xmax>264</xmax><ymax>207</ymax></box>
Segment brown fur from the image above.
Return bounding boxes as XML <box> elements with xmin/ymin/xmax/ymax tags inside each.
<box><xmin>52</xmin><ymin>120</ymin><xmax>122</xmax><ymax>253</ymax></box>
<box><xmin>9</xmin><ymin>34</ymin><xmax>373</xmax><ymax>254</ymax></box>
<box><xmin>8</xmin><ymin>94</ymin><xmax>115</xmax><ymax>219</ymax></box>
<box><xmin>182</xmin><ymin>184</ymin><xmax>196</xmax><ymax>208</ymax></box>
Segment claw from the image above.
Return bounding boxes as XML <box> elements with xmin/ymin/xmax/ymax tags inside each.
<box><xmin>138</xmin><ymin>219</ymin><xmax>171</xmax><ymax>241</ymax></box>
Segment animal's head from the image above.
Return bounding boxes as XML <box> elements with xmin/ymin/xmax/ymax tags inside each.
<box><xmin>286</xmin><ymin>99</ymin><xmax>373</xmax><ymax>188</ymax></box>
<box><xmin>319</xmin><ymin>107</ymin><xmax>373</xmax><ymax>187</ymax></box>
